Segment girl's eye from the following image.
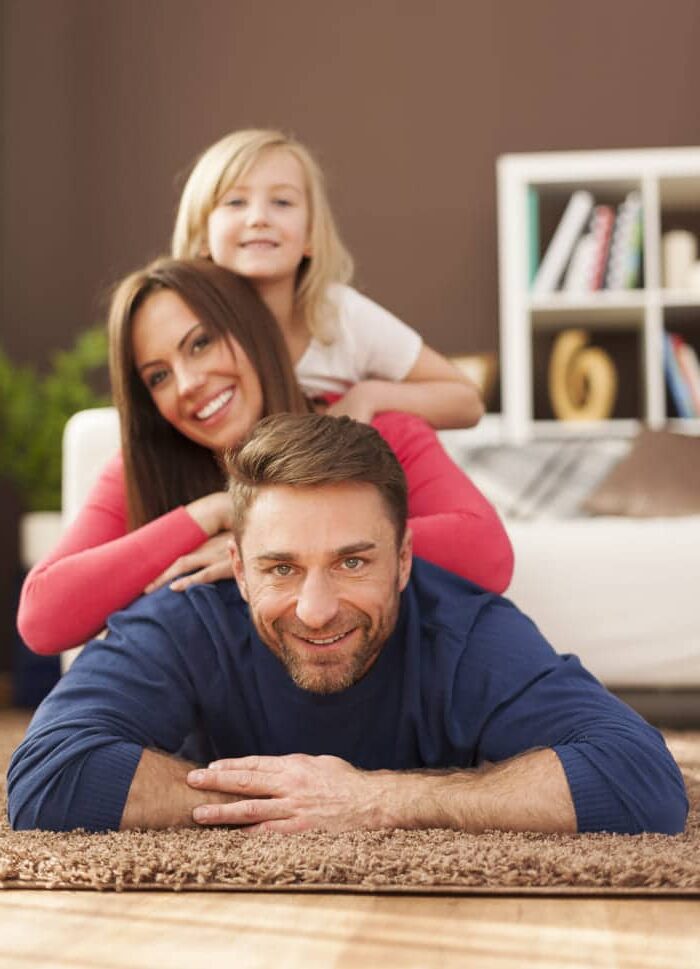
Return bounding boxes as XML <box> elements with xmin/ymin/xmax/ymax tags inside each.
<box><xmin>273</xmin><ymin>198</ymin><xmax>293</xmax><ymax>207</ymax></box>
<box><xmin>224</xmin><ymin>197</ymin><xmax>245</xmax><ymax>207</ymax></box>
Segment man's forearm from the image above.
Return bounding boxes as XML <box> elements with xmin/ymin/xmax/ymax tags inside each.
<box><xmin>186</xmin><ymin>748</ymin><xmax>577</xmax><ymax>835</ymax></box>
<box><xmin>377</xmin><ymin>748</ymin><xmax>577</xmax><ymax>834</ymax></box>
<box><xmin>120</xmin><ymin>749</ymin><xmax>234</xmax><ymax>830</ymax></box>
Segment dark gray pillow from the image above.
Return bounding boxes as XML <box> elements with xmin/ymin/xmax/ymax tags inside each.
<box><xmin>582</xmin><ymin>429</ymin><xmax>700</xmax><ymax>517</ymax></box>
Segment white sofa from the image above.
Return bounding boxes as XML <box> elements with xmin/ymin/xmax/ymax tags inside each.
<box><xmin>62</xmin><ymin>409</ymin><xmax>700</xmax><ymax>698</ymax></box>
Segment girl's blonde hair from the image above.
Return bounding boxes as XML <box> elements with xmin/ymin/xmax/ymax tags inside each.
<box><xmin>172</xmin><ymin>129</ymin><xmax>354</xmax><ymax>342</ymax></box>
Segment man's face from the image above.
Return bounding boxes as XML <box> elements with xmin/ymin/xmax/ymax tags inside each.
<box><xmin>231</xmin><ymin>482</ymin><xmax>412</xmax><ymax>695</ymax></box>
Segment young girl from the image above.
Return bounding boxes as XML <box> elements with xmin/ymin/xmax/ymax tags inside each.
<box><xmin>172</xmin><ymin>129</ymin><xmax>484</xmax><ymax>429</ymax></box>
<box><xmin>18</xmin><ymin>259</ymin><xmax>512</xmax><ymax>656</ymax></box>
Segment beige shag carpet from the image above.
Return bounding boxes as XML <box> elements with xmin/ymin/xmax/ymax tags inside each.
<box><xmin>1</xmin><ymin>710</ymin><xmax>698</xmax><ymax>895</ymax></box>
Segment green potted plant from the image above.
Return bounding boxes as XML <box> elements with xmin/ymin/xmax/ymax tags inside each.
<box><xmin>0</xmin><ymin>326</ymin><xmax>110</xmax><ymax>567</ymax></box>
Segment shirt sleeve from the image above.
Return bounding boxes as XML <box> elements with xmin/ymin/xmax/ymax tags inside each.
<box><xmin>372</xmin><ymin>410</ymin><xmax>514</xmax><ymax>592</ymax></box>
<box><xmin>16</xmin><ymin>452</ymin><xmax>208</xmax><ymax>655</ymax></box>
<box><xmin>453</xmin><ymin>598</ymin><xmax>689</xmax><ymax>834</ymax></box>
<box><xmin>338</xmin><ymin>286</ymin><xmax>423</xmax><ymax>382</ymax></box>
<box><xmin>8</xmin><ymin>592</ymin><xmax>215</xmax><ymax>832</ymax></box>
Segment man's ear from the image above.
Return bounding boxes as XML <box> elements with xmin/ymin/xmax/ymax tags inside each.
<box><xmin>229</xmin><ymin>539</ymin><xmax>249</xmax><ymax>601</ymax></box>
<box><xmin>397</xmin><ymin>527</ymin><xmax>413</xmax><ymax>591</ymax></box>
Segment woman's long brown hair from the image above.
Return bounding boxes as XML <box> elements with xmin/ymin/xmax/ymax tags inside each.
<box><xmin>108</xmin><ymin>258</ymin><xmax>309</xmax><ymax>529</ymax></box>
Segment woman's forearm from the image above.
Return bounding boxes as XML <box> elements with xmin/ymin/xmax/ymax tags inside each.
<box><xmin>17</xmin><ymin>506</ymin><xmax>206</xmax><ymax>654</ymax></box>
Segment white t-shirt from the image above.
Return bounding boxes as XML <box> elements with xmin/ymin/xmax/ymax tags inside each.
<box><xmin>294</xmin><ymin>284</ymin><xmax>423</xmax><ymax>397</ymax></box>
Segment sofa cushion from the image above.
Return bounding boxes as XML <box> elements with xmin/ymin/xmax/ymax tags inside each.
<box><xmin>582</xmin><ymin>429</ymin><xmax>700</xmax><ymax>517</ymax></box>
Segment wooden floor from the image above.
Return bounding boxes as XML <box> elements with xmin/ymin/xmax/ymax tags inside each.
<box><xmin>0</xmin><ymin>891</ymin><xmax>698</xmax><ymax>968</ymax></box>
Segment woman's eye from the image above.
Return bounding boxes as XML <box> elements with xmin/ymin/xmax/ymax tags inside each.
<box><xmin>146</xmin><ymin>369</ymin><xmax>168</xmax><ymax>390</ymax></box>
<box><xmin>191</xmin><ymin>333</ymin><xmax>212</xmax><ymax>354</ymax></box>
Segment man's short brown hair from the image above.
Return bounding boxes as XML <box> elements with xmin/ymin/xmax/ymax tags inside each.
<box><xmin>225</xmin><ymin>414</ymin><xmax>408</xmax><ymax>545</ymax></box>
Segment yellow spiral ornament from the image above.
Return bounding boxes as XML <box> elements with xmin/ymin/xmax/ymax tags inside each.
<box><xmin>548</xmin><ymin>329</ymin><xmax>618</xmax><ymax>421</ymax></box>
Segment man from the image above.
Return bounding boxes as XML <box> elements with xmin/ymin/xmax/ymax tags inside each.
<box><xmin>8</xmin><ymin>415</ymin><xmax>687</xmax><ymax>835</ymax></box>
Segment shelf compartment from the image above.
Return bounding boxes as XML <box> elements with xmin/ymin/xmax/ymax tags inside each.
<box><xmin>532</xmin><ymin>326</ymin><xmax>642</xmax><ymax>422</ymax></box>
<box><xmin>659</xmin><ymin>176</ymin><xmax>700</xmax><ymax>211</ymax></box>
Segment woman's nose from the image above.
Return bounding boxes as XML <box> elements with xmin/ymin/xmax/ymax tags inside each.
<box><xmin>174</xmin><ymin>362</ymin><xmax>206</xmax><ymax>398</ymax></box>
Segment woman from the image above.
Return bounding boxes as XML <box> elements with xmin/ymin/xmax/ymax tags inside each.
<box><xmin>18</xmin><ymin>259</ymin><xmax>512</xmax><ymax>655</ymax></box>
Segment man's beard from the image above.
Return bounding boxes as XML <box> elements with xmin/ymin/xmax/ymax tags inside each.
<box><xmin>260</xmin><ymin>581</ymin><xmax>402</xmax><ymax>695</ymax></box>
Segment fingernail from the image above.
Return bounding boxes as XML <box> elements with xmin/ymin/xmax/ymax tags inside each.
<box><xmin>188</xmin><ymin>770</ymin><xmax>205</xmax><ymax>784</ymax></box>
<box><xmin>193</xmin><ymin>806</ymin><xmax>213</xmax><ymax>822</ymax></box>
<box><xmin>169</xmin><ymin>581</ymin><xmax>183</xmax><ymax>591</ymax></box>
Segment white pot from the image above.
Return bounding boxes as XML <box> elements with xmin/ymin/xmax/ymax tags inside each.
<box><xmin>19</xmin><ymin>511</ymin><xmax>63</xmax><ymax>571</ymax></box>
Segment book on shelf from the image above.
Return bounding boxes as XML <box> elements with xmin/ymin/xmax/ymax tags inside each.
<box><xmin>604</xmin><ymin>191</ymin><xmax>643</xmax><ymax>290</ymax></box>
<box><xmin>663</xmin><ymin>332</ymin><xmax>696</xmax><ymax>418</ymax></box>
<box><xmin>671</xmin><ymin>333</ymin><xmax>700</xmax><ymax>416</ymax></box>
<box><xmin>527</xmin><ymin>186</ymin><xmax>540</xmax><ymax>285</ymax></box>
<box><xmin>561</xmin><ymin>232</ymin><xmax>596</xmax><ymax>292</ymax></box>
<box><xmin>589</xmin><ymin>205</ymin><xmax>616</xmax><ymax>290</ymax></box>
<box><xmin>531</xmin><ymin>190</ymin><xmax>594</xmax><ymax>294</ymax></box>
<box><xmin>562</xmin><ymin>205</ymin><xmax>617</xmax><ymax>294</ymax></box>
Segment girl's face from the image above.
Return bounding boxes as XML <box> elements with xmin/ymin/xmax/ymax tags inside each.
<box><xmin>206</xmin><ymin>149</ymin><xmax>311</xmax><ymax>290</ymax></box>
<box><xmin>132</xmin><ymin>289</ymin><xmax>264</xmax><ymax>452</ymax></box>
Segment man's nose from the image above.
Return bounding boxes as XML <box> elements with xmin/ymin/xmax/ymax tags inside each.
<box><xmin>295</xmin><ymin>571</ymin><xmax>339</xmax><ymax>630</ymax></box>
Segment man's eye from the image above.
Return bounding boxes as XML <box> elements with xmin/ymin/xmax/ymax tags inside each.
<box><xmin>342</xmin><ymin>558</ymin><xmax>363</xmax><ymax>570</ymax></box>
<box><xmin>272</xmin><ymin>564</ymin><xmax>293</xmax><ymax>577</ymax></box>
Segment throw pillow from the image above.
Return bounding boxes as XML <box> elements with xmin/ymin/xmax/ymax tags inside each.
<box><xmin>582</xmin><ymin>429</ymin><xmax>700</xmax><ymax>517</ymax></box>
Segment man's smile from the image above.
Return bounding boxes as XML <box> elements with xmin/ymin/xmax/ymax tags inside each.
<box><xmin>290</xmin><ymin>628</ymin><xmax>359</xmax><ymax>649</ymax></box>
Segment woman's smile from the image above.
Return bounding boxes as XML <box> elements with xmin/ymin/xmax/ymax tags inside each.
<box><xmin>193</xmin><ymin>386</ymin><xmax>236</xmax><ymax>422</ymax></box>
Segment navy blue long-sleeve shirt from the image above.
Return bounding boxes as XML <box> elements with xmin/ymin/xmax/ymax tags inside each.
<box><xmin>8</xmin><ymin>559</ymin><xmax>688</xmax><ymax>834</ymax></box>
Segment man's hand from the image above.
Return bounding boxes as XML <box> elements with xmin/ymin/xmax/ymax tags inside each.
<box><xmin>187</xmin><ymin>748</ymin><xmax>577</xmax><ymax>835</ymax></box>
<box><xmin>187</xmin><ymin>753</ymin><xmax>390</xmax><ymax>833</ymax></box>
<box><xmin>145</xmin><ymin>533</ymin><xmax>235</xmax><ymax>594</ymax></box>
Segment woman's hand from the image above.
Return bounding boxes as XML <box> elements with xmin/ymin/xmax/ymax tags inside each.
<box><xmin>145</xmin><ymin>532</ymin><xmax>235</xmax><ymax>594</ymax></box>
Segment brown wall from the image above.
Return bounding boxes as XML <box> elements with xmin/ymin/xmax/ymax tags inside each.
<box><xmin>1</xmin><ymin>0</ymin><xmax>699</xmax><ymax>666</ymax></box>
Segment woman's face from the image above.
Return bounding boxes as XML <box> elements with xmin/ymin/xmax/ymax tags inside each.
<box><xmin>131</xmin><ymin>289</ymin><xmax>264</xmax><ymax>452</ymax></box>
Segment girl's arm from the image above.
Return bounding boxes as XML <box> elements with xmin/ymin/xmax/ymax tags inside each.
<box><xmin>322</xmin><ymin>287</ymin><xmax>485</xmax><ymax>429</ymax></box>
<box><xmin>16</xmin><ymin>452</ymin><xmax>213</xmax><ymax>655</ymax></box>
<box><xmin>328</xmin><ymin>344</ymin><xmax>484</xmax><ymax>429</ymax></box>
<box><xmin>371</xmin><ymin>410</ymin><xmax>513</xmax><ymax>593</ymax></box>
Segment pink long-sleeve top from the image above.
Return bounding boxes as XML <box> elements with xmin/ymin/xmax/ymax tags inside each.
<box><xmin>18</xmin><ymin>411</ymin><xmax>513</xmax><ymax>655</ymax></box>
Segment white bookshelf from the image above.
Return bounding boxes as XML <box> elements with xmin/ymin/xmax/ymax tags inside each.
<box><xmin>497</xmin><ymin>147</ymin><xmax>700</xmax><ymax>442</ymax></box>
